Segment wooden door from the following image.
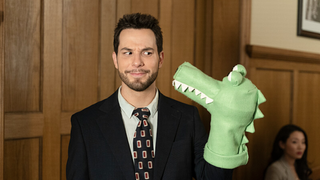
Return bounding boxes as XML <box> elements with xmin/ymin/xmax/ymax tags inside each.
<box><xmin>1</xmin><ymin>0</ymin><xmax>117</xmax><ymax>179</ymax></box>
<box><xmin>3</xmin><ymin>0</ymin><xmax>62</xmax><ymax>179</ymax></box>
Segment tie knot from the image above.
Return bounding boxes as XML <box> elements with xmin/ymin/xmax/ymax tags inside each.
<box><xmin>132</xmin><ymin>107</ymin><xmax>150</xmax><ymax>120</ymax></box>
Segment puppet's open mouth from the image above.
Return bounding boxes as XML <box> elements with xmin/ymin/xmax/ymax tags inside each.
<box><xmin>172</xmin><ymin>79</ymin><xmax>214</xmax><ymax>104</ymax></box>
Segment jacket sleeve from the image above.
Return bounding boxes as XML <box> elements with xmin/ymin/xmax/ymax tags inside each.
<box><xmin>66</xmin><ymin>114</ymin><xmax>90</xmax><ymax>180</ymax></box>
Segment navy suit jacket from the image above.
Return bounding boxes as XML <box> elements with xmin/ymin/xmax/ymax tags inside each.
<box><xmin>66</xmin><ymin>90</ymin><xmax>233</xmax><ymax>180</ymax></box>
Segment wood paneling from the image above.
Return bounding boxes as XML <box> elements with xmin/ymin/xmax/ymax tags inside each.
<box><xmin>239</xmin><ymin>0</ymin><xmax>251</xmax><ymax>68</ymax></box>
<box><xmin>4</xmin><ymin>0</ymin><xmax>41</xmax><ymax>112</ymax></box>
<box><xmin>131</xmin><ymin>0</ymin><xmax>159</xmax><ymax>18</ymax></box>
<box><xmin>193</xmin><ymin>0</ymin><xmax>212</xmax><ymax>131</ymax></box>
<box><xmin>157</xmin><ymin>0</ymin><xmax>173</xmax><ymax>97</ymax></box>
<box><xmin>170</xmin><ymin>0</ymin><xmax>195</xmax><ymax>105</ymax></box>
<box><xmin>212</xmin><ymin>0</ymin><xmax>240</xmax><ymax>80</ymax></box>
<box><xmin>100</xmin><ymin>0</ymin><xmax>117</xmax><ymax>100</ymax></box>
<box><xmin>233</xmin><ymin>45</ymin><xmax>320</xmax><ymax>180</ymax></box>
<box><xmin>5</xmin><ymin>113</ymin><xmax>43</xmax><ymax>139</ymax></box>
<box><xmin>60</xmin><ymin>135</ymin><xmax>70</xmax><ymax>180</ymax></box>
<box><xmin>42</xmin><ymin>0</ymin><xmax>62</xmax><ymax>179</ymax></box>
<box><xmin>62</xmin><ymin>0</ymin><xmax>100</xmax><ymax>112</ymax></box>
<box><xmin>310</xmin><ymin>167</ymin><xmax>320</xmax><ymax>180</ymax></box>
<box><xmin>4</xmin><ymin>138</ymin><xmax>41</xmax><ymax>180</ymax></box>
<box><xmin>246</xmin><ymin>45</ymin><xmax>320</xmax><ymax>64</ymax></box>
<box><xmin>0</xmin><ymin>0</ymin><xmax>4</xmax><ymax>177</ymax></box>
<box><xmin>243</xmin><ymin>68</ymin><xmax>293</xmax><ymax>180</ymax></box>
<box><xmin>296</xmin><ymin>72</ymin><xmax>320</xmax><ymax>169</ymax></box>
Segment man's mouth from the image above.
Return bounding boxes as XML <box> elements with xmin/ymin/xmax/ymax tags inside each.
<box><xmin>126</xmin><ymin>69</ymin><xmax>149</xmax><ymax>78</ymax></box>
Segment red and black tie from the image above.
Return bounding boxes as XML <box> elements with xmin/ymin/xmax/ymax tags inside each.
<box><xmin>132</xmin><ymin>108</ymin><xmax>154</xmax><ymax>180</ymax></box>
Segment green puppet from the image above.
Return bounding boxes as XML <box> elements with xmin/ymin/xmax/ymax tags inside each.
<box><xmin>172</xmin><ymin>62</ymin><xmax>266</xmax><ymax>169</ymax></box>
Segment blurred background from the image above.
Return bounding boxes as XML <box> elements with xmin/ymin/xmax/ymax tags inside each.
<box><xmin>0</xmin><ymin>0</ymin><xmax>319</xmax><ymax>179</ymax></box>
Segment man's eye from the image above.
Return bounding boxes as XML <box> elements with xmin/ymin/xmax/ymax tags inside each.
<box><xmin>143</xmin><ymin>51</ymin><xmax>152</xmax><ymax>55</ymax></box>
<box><xmin>124</xmin><ymin>52</ymin><xmax>132</xmax><ymax>55</ymax></box>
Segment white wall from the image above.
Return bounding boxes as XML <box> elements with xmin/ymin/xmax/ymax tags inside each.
<box><xmin>251</xmin><ymin>0</ymin><xmax>320</xmax><ymax>54</ymax></box>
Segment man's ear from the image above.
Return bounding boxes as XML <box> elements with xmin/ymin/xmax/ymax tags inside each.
<box><xmin>112</xmin><ymin>52</ymin><xmax>118</xmax><ymax>69</ymax></box>
<box><xmin>158</xmin><ymin>51</ymin><xmax>164</xmax><ymax>68</ymax></box>
<box><xmin>279</xmin><ymin>141</ymin><xmax>285</xmax><ymax>149</ymax></box>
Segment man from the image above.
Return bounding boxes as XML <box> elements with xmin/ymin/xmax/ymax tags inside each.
<box><xmin>66</xmin><ymin>13</ymin><xmax>233</xmax><ymax>180</ymax></box>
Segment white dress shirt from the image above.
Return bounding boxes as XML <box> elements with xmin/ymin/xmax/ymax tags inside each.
<box><xmin>118</xmin><ymin>87</ymin><xmax>159</xmax><ymax>162</ymax></box>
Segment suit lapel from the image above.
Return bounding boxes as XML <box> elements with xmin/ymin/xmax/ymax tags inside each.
<box><xmin>95</xmin><ymin>91</ymin><xmax>182</xmax><ymax>180</ymax></box>
<box><xmin>153</xmin><ymin>93</ymin><xmax>181</xmax><ymax>180</ymax></box>
<box><xmin>96</xmin><ymin>91</ymin><xmax>135</xmax><ymax>180</ymax></box>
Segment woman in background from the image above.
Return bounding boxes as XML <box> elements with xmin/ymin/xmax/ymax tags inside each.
<box><xmin>264</xmin><ymin>124</ymin><xmax>312</xmax><ymax>180</ymax></box>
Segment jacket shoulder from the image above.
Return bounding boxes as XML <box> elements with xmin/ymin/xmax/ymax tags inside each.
<box><xmin>159</xmin><ymin>93</ymin><xmax>197</xmax><ymax>113</ymax></box>
<box><xmin>72</xmin><ymin>90</ymin><xmax>118</xmax><ymax>120</ymax></box>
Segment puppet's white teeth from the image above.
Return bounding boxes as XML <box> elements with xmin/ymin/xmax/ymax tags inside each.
<box><xmin>206</xmin><ymin>98</ymin><xmax>213</xmax><ymax>104</ymax></box>
<box><xmin>173</xmin><ymin>80</ymin><xmax>182</xmax><ymax>89</ymax></box>
<box><xmin>173</xmin><ymin>80</ymin><xmax>213</xmax><ymax>104</ymax></box>
<box><xmin>181</xmin><ymin>84</ymin><xmax>188</xmax><ymax>92</ymax></box>
<box><xmin>195</xmin><ymin>89</ymin><xmax>201</xmax><ymax>95</ymax></box>
<box><xmin>188</xmin><ymin>87</ymin><xmax>195</xmax><ymax>92</ymax></box>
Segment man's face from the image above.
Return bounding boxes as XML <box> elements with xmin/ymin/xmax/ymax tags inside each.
<box><xmin>113</xmin><ymin>28</ymin><xmax>163</xmax><ymax>91</ymax></box>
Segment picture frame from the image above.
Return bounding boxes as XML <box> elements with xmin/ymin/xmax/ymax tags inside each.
<box><xmin>297</xmin><ymin>0</ymin><xmax>320</xmax><ymax>39</ymax></box>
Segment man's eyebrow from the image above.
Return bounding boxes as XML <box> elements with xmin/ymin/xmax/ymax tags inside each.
<box><xmin>142</xmin><ymin>47</ymin><xmax>154</xmax><ymax>51</ymax></box>
<box><xmin>120</xmin><ymin>47</ymin><xmax>132</xmax><ymax>51</ymax></box>
<box><xmin>120</xmin><ymin>47</ymin><xmax>155</xmax><ymax>51</ymax></box>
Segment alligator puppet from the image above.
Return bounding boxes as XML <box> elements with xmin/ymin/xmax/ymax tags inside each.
<box><xmin>172</xmin><ymin>62</ymin><xmax>266</xmax><ymax>169</ymax></box>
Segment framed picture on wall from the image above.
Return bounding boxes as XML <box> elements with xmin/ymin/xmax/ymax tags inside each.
<box><xmin>297</xmin><ymin>0</ymin><xmax>320</xmax><ymax>39</ymax></box>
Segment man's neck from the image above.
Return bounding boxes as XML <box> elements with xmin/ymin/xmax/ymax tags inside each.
<box><xmin>120</xmin><ymin>84</ymin><xmax>157</xmax><ymax>108</ymax></box>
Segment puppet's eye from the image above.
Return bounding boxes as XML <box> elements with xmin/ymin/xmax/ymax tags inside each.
<box><xmin>228</xmin><ymin>71</ymin><xmax>243</xmax><ymax>86</ymax></box>
<box><xmin>232</xmin><ymin>64</ymin><xmax>247</xmax><ymax>77</ymax></box>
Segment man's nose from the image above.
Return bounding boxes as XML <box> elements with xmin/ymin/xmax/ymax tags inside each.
<box><xmin>132</xmin><ymin>53</ymin><xmax>144</xmax><ymax>67</ymax></box>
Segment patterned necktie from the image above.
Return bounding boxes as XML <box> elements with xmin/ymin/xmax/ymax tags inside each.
<box><xmin>132</xmin><ymin>107</ymin><xmax>154</xmax><ymax>180</ymax></box>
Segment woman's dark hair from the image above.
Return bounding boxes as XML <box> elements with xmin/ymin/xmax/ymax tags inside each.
<box><xmin>266</xmin><ymin>124</ymin><xmax>312</xmax><ymax>180</ymax></box>
<box><xmin>113</xmin><ymin>13</ymin><xmax>163</xmax><ymax>55</ymax></box>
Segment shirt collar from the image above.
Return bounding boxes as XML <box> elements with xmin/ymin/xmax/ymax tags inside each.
<box><xmin>118</xmin><ymin>87</ymin><xmax>159</xmax><ymax>118</ymax></box>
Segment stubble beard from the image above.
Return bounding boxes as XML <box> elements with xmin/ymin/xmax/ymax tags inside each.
<box><xmin>118</xmin><ymin>69</ymin><xmax>158</xmax><ymax>92</ymax></box>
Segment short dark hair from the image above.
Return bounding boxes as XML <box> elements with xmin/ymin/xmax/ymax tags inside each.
<box><xmin>266</xmin><ymin>124</ymin><xmax>312</xmax><ymax>180</ymax></box>
<box><xmin>113</xmin><ymin>13</ymin><xmax>163</xmax><ymax>55</ymax></box>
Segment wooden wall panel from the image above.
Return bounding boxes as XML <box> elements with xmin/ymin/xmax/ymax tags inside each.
<box><xmin>170</xmin><ymin>0</ymin><xmax>195</xmax><ymax>105</ymax></box>
<box><xmin>193</xmin><ymin>0</ymin><xmax>213</xmax><ymax>130</ymax></box>
<box><xmin>42</xmin><ymin>0</ymin><xmax>62</xmax><ymax>179</ymax></box>
<box><xmin>296</xmin><ymin>72</ymin><xmax>320</xmax><ymax>170</ymax></box>
<box><xmin>4</xmin><ymin>138</ymin><xmax>41</xmax><ymax>180</ymax></box>
<box><xmin>100</xmin><ymin>0</ymin><xmax>117</xmax><ymax>100</ymax></box>
<box><xmin>239</xmin><ymin>68</ymin><xmax>293</xmax><ymax>180</ymax></box>
<box><xmin>60</xmin><ymin>135</ymin><xmax>70</xmax><ymax>180</ymax></box>
<box><xmin>234</xmin><ymin>45</ymin><xmax>320</xmax><ymax>180</ymax></box>
<box><xmin>157</xmin><ymin>0</ymin><xmax>173</xmax><ymax>97</ymax></box>
<box><xmin>212</xmin><ymin>0</ymin><xmax>240</xmax><ymax>80</ymax></box>
<box><xmin>131</xmin><ymin>0</ymin><xmax>159</xmax><ymax>18</ymax></box>
<box><xmin>0</xmin><ymin>0</ymin><xmax>4</xmax><ymax>177</ymax></box>
<box><xmin>4</xmin><ymin>0</ymin><xmax>41</xmax><ymax>112</ymax></box>
<box><xmin>5</xmin><ymin>113</ymin><xmax>43</xmax><ymax>139</ymax></box>
<box><xmin>62</xmin><ymin>0</ymin><xmax>100</xmax><ymax>112</ymax></box>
